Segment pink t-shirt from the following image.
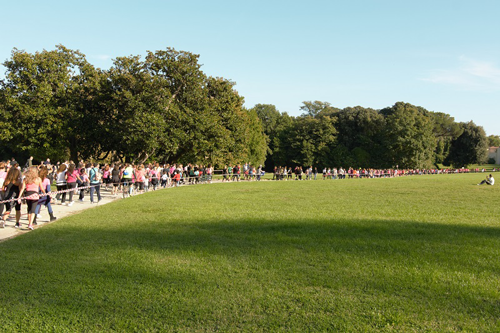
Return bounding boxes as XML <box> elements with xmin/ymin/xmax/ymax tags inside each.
<box><xmin>67</xmin><ymin>170</ymin><xmax>79</xmax><ymax>183</ymax></box>
<box><xmin>136</xmin><ymin>170</ymin><xmax>144</xmax><ymax>182</ymax></box>
<box><xmin>42</xmin><ymin>178</ymin><xmax>51</xmax><ymax>190</ymax></box>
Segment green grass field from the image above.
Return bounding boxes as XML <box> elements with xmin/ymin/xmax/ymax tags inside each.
<box><xmin>1</xmin><ymin>174</ymin><xmax>500</xmax><ymax>332</ymax></box>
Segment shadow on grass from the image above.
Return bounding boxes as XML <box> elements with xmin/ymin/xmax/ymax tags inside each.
<box><xmin>1</xmin><ymin>217</ymin><xmax>500</xmax><ymax>330</ymax></box>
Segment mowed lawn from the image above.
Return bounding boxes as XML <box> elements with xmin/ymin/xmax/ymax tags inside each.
<box><xmin>1</xmin><ymin>174</ymin><xmax>500</xmax><ymax>332</ymax></box>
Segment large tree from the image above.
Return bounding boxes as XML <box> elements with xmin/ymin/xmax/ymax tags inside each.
<box><xmin>0</xmin><ymin>45</ymin><xmax>100</xmax><ymax>161</ymax></box>
<box><xmin>447</xmin><ymin>121</ymin><xmax>488</xmax><ymax>167</ymax></box>
<box><xmin>430</xmin><ymin>112</ymin><xmax>463</xmax><ymax>165</ymax></box>
<box><xmin>274</xmin><ymin>115</ymin><xmax>336</xmax><ymax>167</ymax></box>
<box><xmin>381</xmin><ymin>102</ymin><xmax>436</xmax><ymax>169</ymax></box>
<box><xmin>333</xmin><ymin>106</ymin><xmax>386</xmax><ymax>168</ymax></box>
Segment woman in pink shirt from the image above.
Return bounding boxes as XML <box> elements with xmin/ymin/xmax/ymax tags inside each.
<box><xmin>135</xmin><ymin>165</ymin><xmax>145</xmax><ymax>194</ymax></box>
<box><xmin>35</xmin><ymin>166</ymin><xmax>57</xmax><ymax>223</ymax></box>
<box><xmin>79</xmin><ymin>168</ymin><xmax>89</xmax><ymax>201</ymax></box>
<box><xmin>19</xmin><ymin>167</ymin><xmax>45</xmax><ymax>230</ymax></box>
<box><xmin>103</xmin><ymin>165</ymin><xmax>111</xmax><ymax>190</ymax></box>
<box><xmin>66</xmin><ymin>164</ymin><xmax>79</xmax><ymax>206</ymax></box>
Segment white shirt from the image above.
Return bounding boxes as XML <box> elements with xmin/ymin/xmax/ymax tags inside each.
<box><xmin>56</xmin><ymin>171</ymin><xmax>67</xmax><ymax>185</ymax></box>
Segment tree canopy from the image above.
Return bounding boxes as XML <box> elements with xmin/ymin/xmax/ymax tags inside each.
<box><xmin>0</xmin><ymin>46</ymin><xmax>493</xmax><ymax>169</ymax></box>
<box><xmin>0</xmin><ymin>45</ymin><xmax>266</xmax><ymax>166</ymax></box>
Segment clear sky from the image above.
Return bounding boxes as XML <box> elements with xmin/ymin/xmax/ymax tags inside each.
<box><xmin>1</xmin><ymin>0</ymin><xmax>499</xmax><ymax>135</ymax></box>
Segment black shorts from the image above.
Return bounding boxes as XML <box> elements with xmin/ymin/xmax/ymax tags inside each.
<box><xmin>25</xmin><ymin>191</ymin><xmax>39</xmax><ymax>214</ymax></box>
<box><xmin>136</xmin><ymin>182</ymin><xmax>144</xmax><ymax>191</ymax></box>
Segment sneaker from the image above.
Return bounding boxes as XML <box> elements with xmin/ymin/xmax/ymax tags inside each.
<box><xmin>79</xmin><ymin>199</ymin><xmax>84</xmax><ymax>202</ymax></box>
<box><xmin>15</xmin><ymin>222</ymin><xmax>20</xmax><ymax>228</ymax></box>
<box><xmin>36</xmin><ymin>214</ymin><xmax>42</xmax><ymax>219</ymax></box>
<box><xmin>28</xmin><ymin>225</ymin><xmax>34</xmax><ymax>231</ymax></box>
<box><xmin>68</xmin><ymin>202</ymin><xmax>74</xmax><ymax>207</ymax></box>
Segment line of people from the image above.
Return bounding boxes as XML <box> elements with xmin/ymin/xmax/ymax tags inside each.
<box><xmin>0</xmin><ymin>160</ymin><xmax>218</xmax><ymax>231</ymax></box>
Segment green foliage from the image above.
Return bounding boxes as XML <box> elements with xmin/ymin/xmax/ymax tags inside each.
<box><xmin>431</xmin><ymin>112</ymin><xmax>463</xmax><ymax>164</ymax></box>
<box><xmin>447</xmin><ymin>121</ymin><xmax>489</xmax><ymax>167</ymax></box>
<box><xmin>299</xmin><ymin>100</ymin><xmax>339</xmax><ymax>118</ymax></box>
<box><xmin>0</xmin><ymin>45</ymin><xmax>99</xmax><ymax>161</ymax></box>
<box><xmin>0</xmin><ymin>46</ymin><xmax>267</xmax><ymax>167</ymax></box>
<box><xmin>381</xmin><ymin>102</ymin><xmax>436</xmax><ymax>169</ymax></box>
<box><xmin>273</xmin><ymin>115</ymin><xmax>337</xmax><ymax>167</ymax></box>
<box><xmin>488</xmin><ymin>135</ymin><xmax>500</xmax><ymax>147</ymax></box>
<box><xmin>333</xmin><ymin>106</ymin><xmax>386</xmax><ymax>167</ymax></box>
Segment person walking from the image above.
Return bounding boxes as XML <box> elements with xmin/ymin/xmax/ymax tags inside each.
<box><xmin>2</xmin><ymin>166</ymin><xmax>23</xmax><ymax>228</ymax></box>
<box><xmin>89</xmin><ymin>163</ymin><xmax>102</xmax><ymax>203</ymax></box>
<box><xmin>35</xmin><ymin>166</ymin><xmax>57</xmax><ymax>222</ymax></box>
<box><xmin>111</xmin><ymin>164</ymin><xmax>121</xmax><ymax>195</ymax></box>
<box><xmin>19</xmin><ymin>167</ymin><xmax>45</xmax><ymax>230</ymax></box>
<box><xmin>55</xmin><ymin>164</ymin><xmax>68</xmax><ymax>205</ymax></box>
<box><xmin>66</xmin><ymin>163</ymin><xmax>78</xmax><ymax>206</ymax></box>
<box><xmin>78</xmin><ymin>167</ymin><xmax>89</xmax><ymax>201</ymax></box>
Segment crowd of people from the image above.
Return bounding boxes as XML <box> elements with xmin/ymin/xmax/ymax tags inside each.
<box><xmin>268</xmin><ymin>166</ymin><xmax>489</xmax><ymax>181</ymax></box>
<box><xmin>0</xmin><ymin>158</ymin><xmax>220</xmax><ymax>230</ymax></box>
<box><xmin>0</xmin><ymin>156</ymin><xmax>497</xmax><ymax>231</ymax></box>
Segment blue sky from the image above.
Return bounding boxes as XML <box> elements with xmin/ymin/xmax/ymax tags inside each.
<box><xmin>1</xmin><ymin>0</ymin><xmax>499</xmax><ymax>135</ymax></box>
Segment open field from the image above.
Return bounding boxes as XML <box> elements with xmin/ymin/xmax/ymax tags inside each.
<box><xmin>1</xmin><ymin>174</ymin><xmax>500</xmax><ymax>331</ymax></box>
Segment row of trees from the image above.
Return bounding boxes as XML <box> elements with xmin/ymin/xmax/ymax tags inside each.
<box><xmin>0</xmin><ymin>45</ymin><xmax>267</xmax><ymax>166</ymax></box>
<box><xmin>252</xmin><ymin>101</ymin><xmax>489</xmax><ymax>169</ymax></box>
<box><xmin>0</xmin><ymin>45</ymin><xmax>492</xmax><ymax>169</ymax></box>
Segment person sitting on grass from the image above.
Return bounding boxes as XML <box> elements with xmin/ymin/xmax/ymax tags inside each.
<box><xmin>477</xmin><ymin>174</ymin><xmax>495</xmax><ymax>186</ymax></box>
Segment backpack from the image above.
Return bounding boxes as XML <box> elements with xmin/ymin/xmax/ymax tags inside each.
<box><xmin>90</xmin><ymin>168</ymin><xmax>101</xmax><ymax>182</ymax></box>
<box><xmin>95</xmin><ymin>169</ymin><xmax>102</xmax><ymax>182</ymax></box>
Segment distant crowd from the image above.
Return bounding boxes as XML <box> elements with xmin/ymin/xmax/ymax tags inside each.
<box><xmin>270</xmin><ymin>166</ymin><xmax>490</xmax><ymax>180</ymax></box>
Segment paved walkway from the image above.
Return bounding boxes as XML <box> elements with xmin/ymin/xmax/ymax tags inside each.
<box><xmin>0</xmin><ymin>187</ymin><xmax>121</xmax><ymax>242</ymax></box>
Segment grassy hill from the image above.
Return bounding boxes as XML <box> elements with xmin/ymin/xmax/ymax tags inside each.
<box><xmin>1</xmin><ymin>174</ymin><xmax>499</xmax><ymax>331</ymax></box>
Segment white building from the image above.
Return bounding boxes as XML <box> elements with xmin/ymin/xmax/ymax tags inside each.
<box><xmin>488</xmin><ymin>147</ymin><xmax>500</xmax><ymax>164</ymax></box>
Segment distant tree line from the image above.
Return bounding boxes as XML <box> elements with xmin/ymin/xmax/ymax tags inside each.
<box><xmin>251</xmin><ymin>101</ymin><xmax>490</xmax><ymax>170</ymax></box>
<box><xmin>0</xmin><ymin>46</ymin><xmax>492</xmax><ymax>169</ymax></box>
